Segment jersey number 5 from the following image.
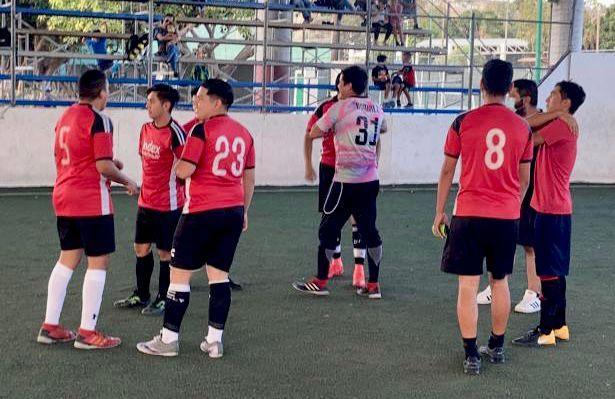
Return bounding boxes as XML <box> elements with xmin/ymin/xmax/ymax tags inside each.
<box><xmin>355</xmin><ymin>116</ymin><xmax>379</xmax><ymax>146</ymax></box>
<box><xmin>58</xmin><ymin>126</ymin><xmax>71</xmax><ymax>166</ymax></box>
<box><xmin>484</xmin><ymin>128</ymin><xmax>506</xmax><ymax>170</ymax></box>
<box><xmin>212</xmin><ymin>135</ymin><xmax>246</xmax><ymax>177</ymax></box>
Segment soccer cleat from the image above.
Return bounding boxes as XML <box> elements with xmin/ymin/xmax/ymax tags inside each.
<box><xmin>356</xmin><ymin>282</ymin><xmax>381</xmax><ymax>299</ymax></box>
<box><xmin>113</xmin><ymin>291</ymin><xmax>149</xmax><ymax>309</ymax></box>
<box><xmin>141</xmin><ymin>295</ymin><xmax>165</xmax><ymax>316</ymax></box>
<box><xmin>554</xmin><ymin>325</ymin><xmax>570</xmax><ymax>341</ymax></box>
<box><xmin>514</xmin><ymin>289</ymin><xmax>541</xmax><ymax>313</ymax></box>
<box><xmin>463</xmin><ymin>356</ymin><xmax>481</xmax><ymax>375</ymax></box>
<box><xmin>292</xmin><ymin>279</ymin><xmax>329</xmax><ymax>296</ymax></box>
<box><xmin>200</xmin><ymin>339</ymin><xmax>223</xmax><ymax>359</ymax></box>
<box><xmin>477</xmin><ymin>286</ymin><xmax>492</xmax><ymax>305</ymax></box>
<box><xmin>328</xmin><ymin>258</ymin><xmax>344</xmax><ymax>278</ymax></box>
<box><xmin>136</xmin><ymin>333</ymin><xmax>179</xmax><ymax>357</ymax></box>
<box><xmin>478</xmin><ymin>345</ymin><xmax>505</xmax><ymax>364</ymax></box>
<box><xmin>512</xmin><ymin>328</ymin><xmax>556</xmax><ymax>347</ymax></box>
<box><xmin>37</xmin><ymin>324</ymin><xmax>76</xmax><ymax>345</ymax></box>
<box><xmin>74</xmin><ymin>330</ymin><xmax>121</xmax><ymax>350</ymax></box>
<box><xmin>352</xmin><ymin>264</ymin><xmax>366</xmax><ymax>288</ymax></box>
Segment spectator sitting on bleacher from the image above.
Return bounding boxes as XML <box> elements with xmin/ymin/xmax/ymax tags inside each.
<box><xmin>291</xmin><ymin>0</ymin><xmax>313</xmax><ymax>23</ymax></box>
<box><xmin>192</xmin><ymin>47</ymin><xmax>210</xmax><ymax>82</ymax></box>
<box><xmin>391</xmin><ymin>51</ymin><xmax>416</xmax><ymax>108</ymax></box>
<box><xmin>372</xmin><ymin>54</ymin><xmax>395</xmax><ymax>108</ymax></box>
<box><xmin>154</xmin><ymin>13</ymin><xmax>190</xmax><ymax>78</ymax></box>
<box><xmin>371</xmin><ymin>0</ymin><xmax>392</xmax><ymax>44</ymax></box>
<box><xmin>83</xmin><ymin>22</ymin><xmax>113</xmax><ymax>72</ymax></box>
<box><xmin>402</xmin><ymin>0</ymin><xmax>420</xmax><ymax>30</ymax></box>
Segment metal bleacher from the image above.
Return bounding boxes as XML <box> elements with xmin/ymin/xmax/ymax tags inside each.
<box><xmin>0</xmin><ymin>0</ymin><xmax>569</xmax><ymax>113</ymax></box>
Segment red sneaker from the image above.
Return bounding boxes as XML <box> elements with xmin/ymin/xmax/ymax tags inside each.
<box><xmin>74</xmin><ymin>329</ymin><xmax>121</xmax><ymax>350</ymax></box>
<box><xmin>357</xmin><ymin>282</ymin><xmax>382</xmax><ymax>299</ymax></box>
<box><xmin>328</xmin><ymin>258</ymin><xmax>344</xmax><ymax>278</ymax></box>
<box><xmin>352</xmin><ymin>264</ymin><xmax>366</xmax><ymax>288</ymax></box>
<box><xmin>37</xmin><ymin>323</ymin><xmax>76</xmax><ymax>344</ymax></box>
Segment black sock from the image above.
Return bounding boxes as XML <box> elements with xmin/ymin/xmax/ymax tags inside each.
<box><xmin>463</xmin><ymin>337</ymin><xmax>478</xmax><ymax>359</ymax></box>
<box><xmin>136</xmin><ymin>252</ymin><xmax>154</xmax><ymax>300</ymax></box>
<box><xmin>366</xmin><ymin>245</ymin><xmax>382</xmax><ymax>283</ymax></box>
<box><xmin>539</xmin><ymin>278</ymin><xmax>559</xmax><ymax>334</ymax></box>
<box><xmin>352</xmin><ymin>225</ymin><xmax>365</xmax><ymax>265</ymax></box>
<box><xmin>158</xmin><ymin>260</ymin><xmax>170</xmax><ymax>299</ymax></box>
<box><xmin>163</xmin><ymin>289</ymin><xmax>190</xmax><ymax>333</ymax></box>
<box><xmin>317</xmin><ymin>245</ymin><xmax>334</xmax><ymax>280</ymax></box>
<box><xmin>488</xmin><ymin>332</ymin><xmax>504</xmax><ymax>349</ymax></box>
<box><xmin>555</xmin><ymin>276</ymin><xmax>567</xmax><ymax>328</ymax></box>
<box><xmin>209</xmin><ymin>282</ymin><xmax>231</xmax><ymax>330</ymax></box>
<box><xmin>332</xmin><ymin>233</ymin><xmax>342</xmax><ymax>259</ymax></box>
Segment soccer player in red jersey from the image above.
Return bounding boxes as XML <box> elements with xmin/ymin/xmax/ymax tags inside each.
<box><xmin>433</xmin><ymin>60</ymin><xmax>532</xmax><ymax>375</ymax></box>
<box><xmin>513</xmin><ymin>81</ymin><xmax>585</xmax><ymax>347</ymax></box>
<box><xmin>137</xmin><ymin>79</ymin><xmax>255</xmax><ymax>358</ymax></box>
<box><xmin>114</xmin><ymin>84</ymin><xmax>186</xmax><ymax>316</ymax></box>
<box><xmin>303</xmin><ymin>73</ymin><xmax>367</xmax><ymax>288</ymax></box>
<box><xmin>37</xmin><ymin>69</ymin><xmax>138</xmax><ymax>349</ymax></box>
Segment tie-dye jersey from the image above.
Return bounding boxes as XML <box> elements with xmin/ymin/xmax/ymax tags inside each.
<box><xmin>316</xmin><ymin>96</ymin><xmax>384</xmax><ymax>183</ymax></box>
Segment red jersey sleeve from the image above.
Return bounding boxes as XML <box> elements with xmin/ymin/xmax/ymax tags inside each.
<box><xmin>521</xmin><ymin>130</ymin><xmax>533</xmax><ymax>163</ymax></box>
<box><xmin>91</xmin><ymin>112</ymin><xmax>114</xmax><ymax>161</ymax></box>
<box><xmin>245</xmin><ymin>137</ymin><xmax>256</xmax><ymax>169</ymax></box>
<box><xmin>540</xmin><ymin>119</ymin><xmax>572</xmax><ymax>146</ymax></box>
<box><xmin>181</xmin><ymin>123</ymin><xmax>205</xmax><ymax>165</ymax></box>
<box><xmin>444</xmin><ymin>113</ymin><xmax>465</xmax><ymax>158</ymax></box>
<box><xmin>170</xmin><ymin>121</ymin><xmax>187</xmax><ymax>158</ymax></box>
<box><xmin>138</xmin><ymin>125</ymin><xmax>144</xmax><ymax>157</ymax></box>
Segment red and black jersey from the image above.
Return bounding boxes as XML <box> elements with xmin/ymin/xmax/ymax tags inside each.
<box><xmin>444</xmin><ymin>103</ymin><xmax>533</xmax><ymax>219</ymax></box>
<box><xmin>182</xmin><ymin>117</ymin><xmax>199</xmax><ymax>136</ymax></box>
<box><xmin>180</xmin><ymin>114</ymin><xmax>256</xmax><ymax>214</ymax></box>
<box><xmin>306</xmin><ymin>96</ymin><xmax>338</xmax><ymax>167</ymax></box>
<box><xmin>52</xmin><ymin>103</ymin><xmax>114</xmax><ymax>217</ymax></box>
<box><xmin>400</xmin><ymin>65</ymin><xmax>416</xmax><ymax>87</ymax></box>
<box><xmin>138</xmin><ymin>119</ymin><xmax>186</xmax><ymax>212</ymax></box>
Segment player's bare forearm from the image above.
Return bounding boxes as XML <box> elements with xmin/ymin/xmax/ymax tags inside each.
<box><xmin>376</xmin><ymin>139</ymin><xmax>381</xmax><ymax>163</ymax></box>
<box><xmin>435</xmin><ymin>156</ymin><xmax>457</xmax><ymax>214</ymax></box>
<box><xmin>95</xmin><ymin>159</ymin><xmax>138</xmax><ymax>195</ymax></box>
<box><xmin>532</xmin><ymin>132</ymin><xmax>546</xmax><ymax>147</ymax></box>
<box><xmin>176</xmin><ymin>160</ymin><xmax>196</xmax><ymax>180</ymax></box>
<box><xmin>309</xmin><ymin>124</ymin><xmax>324</xmax><ymax>139</ymax></box>
<box><xmin>242</xmin><ymin>168</ymin><xmax>256</xmax><ymax>212</ymax></box>
<box><xmin>527</xmin><ymin>111</ymin><xmax>561</xmax><ymax>128</ymax></box>
<box><xmin>304</xmin><ymin>132</ymin><xmax>314</xmax><ymax>167</ymax></box>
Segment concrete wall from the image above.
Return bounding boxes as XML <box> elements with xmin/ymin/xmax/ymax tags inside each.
<box><xmin>0</xmin><ymin>52</ymin><xmax>614</xmax><ymax>187</ymax></box>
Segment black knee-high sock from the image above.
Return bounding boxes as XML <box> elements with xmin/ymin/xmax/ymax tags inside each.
<box><xmin>539</xmin><ymin>278</ymin><xmax>559</xmax><ymax>334</ymax></box>
<box><xmin>555</xmin><ymin>276</ymin><xmax>567</xmax><ymax>328</ymax></box>
<box><xmin>317</xmin><ymin>245</ymin><xmax>335</xmax><ymax>281</ymax></box>
<box><xmin>352</xmin><ymin>224</ymin><xmax>366</xmax><ymax>265</ymax></box>
<box><xmin>463</xmin><ymin>337</ymin><xmax>478</xmax><ymax>359</ymax></box>
<box><xmin>136</xmin><ymin>252</ymin><xmax>154</xmax><ymax>300</ymax></box>
<box><xmin>158</xmin><ymin>260</ymin><xmax>170</xmax><ymax>298</ymax></box>
<box><xmin>163</xmin><ymin>288</ymin><xmax>190</xmax><ymax>333</ymax></box>
<box><xmin>209</xmin><ymin>282</ymin><xmax>231</xmax><ymax>330</ymax></box>
<box><xmin>366</xmin><ymin>245</ymin><xmax>383</xmax><ymax>283</ymax></box>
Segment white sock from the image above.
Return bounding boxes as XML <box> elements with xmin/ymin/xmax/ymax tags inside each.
<box><xmin>80</xmin><ymin>269</ymin><xmax>106</xmax><ymax>331</ymax></box>
<box><xmin>206</xmin><ymin>326</ymin><xmax>224</xmax><ymax>343</ymax></box>
<box><xmin>353</xmin><ymin>248</ymin><xmax>366</xmax><ymax>260</ymax></box>
<box><xmin>334</xmin><ymin>244</ymin><xmax>341</xmax><ymax>255</ymax></box>
<box><xmin>44</xmin><ymin>262</ymin><xmax>74</xmax><ymax>325</ymax></box>
<box><xmin>161</xmin><ymin>328</ymin><xmax>179</xmax><ymax>344</ymax></box>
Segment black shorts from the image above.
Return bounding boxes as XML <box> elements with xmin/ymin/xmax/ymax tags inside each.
<box><xmin>441</xmin><ymin>216</ymin><xmax>518</xmax><ymax>280</ymax></box>
<box><xmin>318</xmin><ymin>163</ymin><xmax>335</xmax><ymax>213</ymax></box>
<box><xmin>57</xmin><ymin>215</ymin><xmax>115</xmax><ymax>257</ymax></box>
<box><xmin>135</xmin><ymin>207</ymin><xmax>182</xmax><ymax>251</ymax></box>
<box><xmin>319</xmin><ymin>180</ymin><xmax>381</xmax><ymax>249</ymax></box>
<box><xmin>517</xmin><ymin>203</ymin><xmax>537</xmax><ymax>247</ymax></box>
<box><xmin>534</xmin><ymin>212</ymin><xmax>571</xmax><ymax>277</ymax></box>
<box><xmin>171</xmin><ymin>206</ymin><xmax>244</xmax><ymax>272</ymax></box>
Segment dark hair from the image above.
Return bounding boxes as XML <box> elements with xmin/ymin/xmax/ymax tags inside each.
<box><xmin>78</xmin><ymin>69</ymin><xmax>107</xmax><ymax>100</ymax></box>
<box><xmin>556</xmin><ymin>80</ymin><xmax>586</xmax><ymax>114</ymax></box>
<box><xmin>481</xmin><ymin>59</ymin><xmax>513</xmax><ymax>96</ymax></box>
<box><xmin>165</xmin><ymin>13</ymin><xmax>174</xmax><ymax>18</ymax></box>
<box><xmin>191</xmin><ymin>86</ymin><xmax>200</xmax><ymax>97</ymax></box>
<box><xmin>376</xmin><ymin>54</ymin><xmax>387</xmax><ymax>63</ymax></box>
<box><xmin>341</xmin><ymin>65</ymin><xmax>368</xmax><ymax>95</ymax></box>
<box><xmin>334</xmin><ymin>72</ymin><xmax>341</xmax><ymax>91</ymax></box>
<box><xmin>146</xmin><ymin>83</ymin><xmax>180</xmax><ymax>111</ymax></box>
<box><xmin>200</xmin><ymin>78</ymin><xmax>234</xmax><ymax>108</ymax></box>
<box><xmin>513</xmin><ymin>79</ymin><xmax>538</xmax><ymax>106</ymax></box>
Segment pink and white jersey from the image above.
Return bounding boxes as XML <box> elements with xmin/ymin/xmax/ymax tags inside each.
<box><xmin>316</xmin><ymin>96</ymin><xmax>384</xmax><ymax>183</ymax></box>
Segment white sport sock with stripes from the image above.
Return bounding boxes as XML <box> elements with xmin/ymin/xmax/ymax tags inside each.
<box><xmin>44</xmin><ymin>262</ymin><xmax>74</xmax><ymax>325</ymax></box>
<box><xmin>80</xmin><ymin>269</ymin><xmax>107</xmax><ymax>331</ymax></box>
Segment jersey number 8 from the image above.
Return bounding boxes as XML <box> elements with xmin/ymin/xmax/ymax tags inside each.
<box><xmin>484</xmin><ymin>128</ymin><xmax>506</xmax><ymax>170</ymax></box>
<box><xmin>212</xmin><ymin>135</ymin><xmax>246</xmax><ymax>177</ymax></box>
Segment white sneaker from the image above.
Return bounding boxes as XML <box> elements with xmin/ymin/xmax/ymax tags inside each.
<box><xmin>514</xmin><ymin>289</ymin><xmax>541</xmax><ymax>313</ymax></box>
<box><xmin>477</xmin><ymin>286</ymin><xmax>492</xmax><ymax>305</ymax></box>
<box><xmin>200</xmin><ymin>339</ymin><xmax>223</xmax><ymax>359</ymax></box>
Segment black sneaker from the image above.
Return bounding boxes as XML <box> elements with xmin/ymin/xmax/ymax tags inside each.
<box><xmin>478</xmin><ymin>345</ymin><xmax>505</xmax><ymax>363</ymax></box>
<box><xmin>512</xmin><ymin>327</ymin><xmax>556</xmax><ymax>347</ymax></box>
<box><xmin>229</xmin><ymin>278</ymin><xmax>243</xmax><ymax>291</ymax></box>
<box><xmin>141</xmin><ymin>295</ymin><xmax>165</xmax><ymax>316</ymax></box>
<box><xmin>113</xmin><ymin>291</ymin><xmax>149</xmax><ymax>309</ymax></box>
<box><xmin>292</xmin><ymin>279</ymin><xmax>329</xmax><ymax>296</ymax></box>
<box><xmin>463</xmin><ymin>356</ymin><xmax>481</xmax><ymax>375</ymax></box>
